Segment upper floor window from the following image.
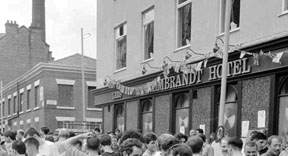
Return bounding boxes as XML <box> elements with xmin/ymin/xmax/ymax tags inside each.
<box><xmin>177</xmin><ymin>0</ymin><xmax>191</xmax><ymax>48</ymax></box>
<box><xmin>8</xmin><ymin>99</ymin><xmax>11</xmax><ymax>115</ymax></box>
<box><xmin>143</xmin><ymin>8</ymin><xmax>154</xmax><ymax>60</ymax></box>
<box><xmin>88</xmin><ymin>86</ymin><xmax>96</xmax><ymax>108</ymax></box>
<box><xmin>282</xmin><ymin>0</ymin><xmax>288</xmax><ymax>13</ymax></box>
<box><xmin>220</xmin><ymin>0</ymin><xmax>240</xmax><ymax>33</ymax></box>
<box><xmin>19</xmin><ymin>93</ymin><xmax>23</xmax><ymax>112</ymax></box>
<box><xmin>27</xmin><ymin>89</ymin><xmax>31</xmax><ymax>110</ymax></box>
<box><xmin>58</xmin><ymin>85</ymin><xmax>73</xmax><ymax>107</ymax></box>
<box><xmin>140</xmin><ymin>98</ymin><xmax>153</xmax><ymax>133</ymax></box>
<box><xmin>2</xmin><ymin>101</ymin><xmax>4</xmax><ymax>117</ymax></box>
<box><xmin>115</xmin><ymin>23</ymin><xmax>127</xmax><ymax>70</ymax></box>
<box><xmin>13</xmin><ymin>96</ymin><xmax>17</xmax><ymax>114</ymax></box>
<box><xmin>35</xmin><ymin>86</ymin><xmax>39</xmax><ymax>107</ymax></box>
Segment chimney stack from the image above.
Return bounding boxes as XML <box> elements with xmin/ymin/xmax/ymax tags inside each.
<box><xmin>30</xmin><ymin>0</ymin><xmax>46</xmax><ymax>42</ymax></box>
<box><xmin>5</xmin><ymin>20</ymin><xmax>19</xmax><ymax>35</ymax></box>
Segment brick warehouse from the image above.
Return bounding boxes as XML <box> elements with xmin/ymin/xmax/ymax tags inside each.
<box><xmin>0</xmin><ymin>0</ymin><xmax>102</xmax><ymax>132</ymax></box>
<box><xmin>94</xmin><ymin>0</ymin><xmax>288</xmax><ymax>141</ymax></box>
<box><xmin>1</xmin><ymin>54</ymin><xmax>102</xmax><ymax>132</ymax></box>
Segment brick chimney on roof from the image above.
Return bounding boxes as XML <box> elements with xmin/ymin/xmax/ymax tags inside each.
<box><xmin>30</xmin><ymin>0</ymin><xmax>46</xmax><ymax>42</ymax></box>
<box><xmin>5</xmin><ymin>20</ymin><xmax>19</xmax><ymax>34</ymax></box>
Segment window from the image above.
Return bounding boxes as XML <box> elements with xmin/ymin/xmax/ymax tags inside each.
<box><xmin>143</xmin><ymin>8</ymin><xmax>154</xmax><ymax>60</ymax></box>
<box><xmin>177</xmin><ymin>0</ymin><xmax>191</xmax><ymax>48</ymax></box>
<box><xmin>88</xmin><ymin>86</ymin><xmax>96</xmax><ymax>108</ymax></box>
<box><xmin>27</xmin><ymin>90</ymin><xmax>30</xmax><ymax>110</ymax></box>
<box><xmin>19</xmin><ymin>93</ymin><xmax>23</xmax><ymax>112</ymax></box>
<box><xmin>220</xmin><ymin>0</ymin><xmax>240</xmax><ymax>33</ymax></box>
<box><xmin>278</xmin><ymin>77</ymin><xmax>288</xmax><ymax>141</ymax></box>
<box><xmin>57</xmin><ymin>121</ymin><xmax>73</xmax><ymax>129</ymax></box>
<box><xmin>174</xmin><ymin>92</ymin><xmax>189</xmax><ymax>134</ymax></box>
<box><xmin>13</xmin><ymin>96</ymin><xmax>17</xmax><ymax>114</ymax></box>
<box><xmin>140</xmin><ymin>98</ymin><xmax>153</xmax><ymax>133</ymax></box>
<box><xmin>8</xmin><ymin>99</ymin><xmax>11</xmax><ymax>115</ymax></box>
<box><xmin>115</xmin><ymin>104</ymin><xmax>125</xmax><ymax>132</ymax></box>
<box><xmin>283</xmin><ymin>0</ymin><xmax>288</xmax><ymax>12</ymax></box>
<box><xmin>58</xmin><ymin>85</ymin><xmax>73</xmax><ymax>107</ymax></box>
<box><xmin>2</xmin><ymin>102</ymin><xmax>4</xmax><ymax>117</ymax></box>
<box><xmin>115</xmin><ymin>23</ymin><xmax>127</xmax><ymax>70</ymax></box>
<box><xmin>216</xmin><ymin>84</ymin><xmax>238</xmax><ymax>137</ymax></box>
<box><xmin>35</xmin><ymin>86</ymin><xmax>39</xmax><ymax>107</ymax></box>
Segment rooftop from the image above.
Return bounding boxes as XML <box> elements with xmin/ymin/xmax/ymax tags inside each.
<box><xmin>50</xmin><ymin>53</ymin><xmax>96</xmax><ymax>69</ymax></box>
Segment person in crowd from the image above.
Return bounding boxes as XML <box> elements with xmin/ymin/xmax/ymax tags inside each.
<box><xmin>4</xmin><ymin>130</ymin><xmax>16</xmax><ymax>156</ymax></box>
<box><xmin>119</xmin><ymin>138</ymin><xmax>143</xmax><ymax>156</ymax></box>
<box><xmin>208</xmin><ymin>132</ymin><xmax>216</xmax><ymax>144</ymax></box>
<box><xmin>226</xmin><ymin>137</ymin><xmax>243</xmax><ymax>156</ymax></box>
<box><xmin>100</xmin><ymin>134</ymin><xmax>116</xmax><ymax>156</ymax></box>
<box><xmin>115</xmin><ymin>129</ymin><xmax>121</xmax><ymax>137</ymax></box>
<box><xmin>244</xmin><ymin>141</ymin><xmax>258</xmax><ymax>156</ymax></box>
<box><xmin>55</xmin><ymin>128</ymin><xmax>70</xmax><ymax>156</ymax></box>
<box><xmin>186</xmin><ymin>136</ymin><xmax>204</xmax><ymax>156</ymax></box>
<box><xmin>250</xmin><ymin>132</ymin><xmax>268</xmax><ymax>155</ymax></box>
<box><xmin>11</xmin><ymin>140</ymin><xmax>26</xmax><ymax>156</ymax></box>
<box><xmin>16</xmin><ymin>129</ymin><xmax>25</xmax><ymax>142</ymax></box>
<box><xmin>24</xmin><ymin>127</ymin><xmax>59</xmax><ymax>156</ymax></box>
<box><xmin>261</xmin><ymin>135</ymin><xmax>282</xmax><ymax>156</ymax></box>
<box><xmin>174</xmin><ymin>133</ymin><xmax>188</xmax><ymax>143</ymax></box>
<box><xmin>111</xmin><ymin>134</ymin><xmax>119</xmax><ymax>152</ymax></box>
<box><xmin>212</xmin><ymin>126</ymin><xmax>226</xmax><ymax>156</ymax></box>
<box><xmin>45</xmin><ymin>135</ymin><xmax>54</xmax><ymax>143</ymax></box>
<box><xmin>40</xmin><ymin>127</ymin><xmax>50</xmax><ymax>138</ymax></box>
<box><xmin>154</xmin><ymin>133</ymin><xmax>174</xmax><ymax>156</ymax></box>
<box><xmin>189</xmin><ymin>129</ymin><xmax>196</xmax><ymax>137</ymax></box>
<box><xmin>198</xmin><ymin>133</ymin><xmax>214</xmax><ymax>156</ymax></box>
<box><xmin>167</xmin><ymin>143</ymin><xmax>192</xmax><ymax>156</ymax></box>
<box><xmin>24</xmin><ymin>137</ymin><xmax>41</xmax><ymax>156</ymax></box>
<box><xmin>220</xmin><ymin>137</ymin><xmax>229</xmax><ymax>156</ymax></box>
<box><xmin>62</xmin><ymin>132</ymin><xmax>100</xmax><ymax>156</ymax></box>
<box><xmin>196</xmin><ymin>128</ymin><xmax>204</xmax><ymax>135</ymax></box>
<box><xmin>94</xmin><ymin>128</ymin><xmax>101</xmax><ymax>135</ymax></box>
<box><xmin>119</xmin><ymin>130</ymin><xmax>145</xmax><ymax>145</ymax></box>
<box><xmin>142</xmin><ymin>132</ymin><xmax>157</xmax><ymax>156</ymax></box>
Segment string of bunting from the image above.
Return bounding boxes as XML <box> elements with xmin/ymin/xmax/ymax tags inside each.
<box><xmin>104</xmin><ymin>46</ymin><xmax>287</xmax><ymax>96</ymax></box>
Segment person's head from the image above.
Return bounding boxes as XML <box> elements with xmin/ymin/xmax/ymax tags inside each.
<box><xmin>58</xmin><ymin>128</ymin><xmax>70</xmax><ymax>139</ymax></box>
<box><xmin>24</xmin><ymin>127</ymin><xmax>41</xmax><ymax>139</ymax></box>
<box><xmin>198</xmin><ymin>133</ymin><xmax>206</xmax><ymax>143</ymax></box>
<box><xmin>4</xmin><ymin>130</ymin><xmax>16</xmax><ymax>143</ymax></box>
<box><xmin>220</xmin><ymin>137</ymin><xmax>229</xmax><ymax>156</ymax></box>
<box><xmin>227</xmin><ymin>137</ymin><xmax>243</xmax><ymax>156</ymax></box>
<box><xmin>267</xmin><ymin>135</ymin><xmax>282</xmax><ymax>155</ymax></box>
<box><xmin>86</xmin><ymin>136</ymin><xmax>101</xmax><ymax>152</ymax></box>
<box><xmin>100</xmin><ymin>134</ymin><xmax>112</xmax><ymax>146</ymax></box>
<box><xmin>120</xmin><ymin>138</ymin><xmax>143</xmax><ymax>156</ymax></box>
<box><xmin>195</xmin><ymin>128</ymin><xmax>204</xmax><ymax>135</ymax></box>
<box><xmin>12</xmin><ymin>140</ymin><xmax>26</xmax><ymax>155</ymax></box>
<box><xmin>250</xmin><ymin>132</ymin><xmax>267</xmax><ymax>151</ymax></box>
<box><xmin>94</xmin><ymin>128</ymin><xmax>101</xmax><ymax>135</ymax></box>
<box><xmin>111</xmin><ymin>135</ymin><xmax>118</xmax><ymax>147</ymax></box>
<box><xmin>115</xmin><ymin>129</ymin><xmax>121</xmax><ymax>135</ymax></box>
<box><xmin>119</xmin><ymin>130</ymin><xmax>145</xmax><ymax>145</ymax></box>
<box><xmin>45</xmin><ymin>135</ymin><xmax>54</xmax><ymax>143</ymax></box>
<box><xmin>189</xmin><ymin>129</ymin><xmax>196</xmax><ymax>137</ymax></box>
<box><xmin>244</xmin><ymin>141</ymin><xmax>258</xmax><ymax>156</ymax></box>
<box><xmin>16</xmin><ymin>129</ymin><xmax>25</xmax><ymax>141</ymax></box>
<box><xmin>174</xmin><ymin>133</ymin><xmax>188</xmax><ymax>143</ymax></box>
<box><xmin>40</xmin><ymin>127</ymin><xmax>49</xmax><ymax>136</ymax></box>
<box><xmin>161</xmin><ymin>137</ymin><xmax>180</xmax><ymax>156</ymax></box>
<box><xmin>186</xmin><ymin>136</ymin><xmax>203</xmax><ymax>154</ymax></box>
<box><xmin>25</xmin><ymin>137</ymin><xmax>40</xmax><ymax>156</ymax></box>
<box><xmin>143</xmin><ymin>132</ymin><xmax>157</xmax><ymax>152</ymax></box>
<box><xmin>156</xmin><ymin>133</ymin><xmax>174</xmax><ymax>151</ymax></box>
<box><xmin>167</xmin><ymin>143</ymin><xmax>192</xmax><ymax>156</ymax></box>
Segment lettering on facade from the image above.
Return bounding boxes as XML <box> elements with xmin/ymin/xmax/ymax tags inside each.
<box><xmin>112</xmin><ymin>91</ymin><xmax>123</xmax><ymax>100</ymax></box>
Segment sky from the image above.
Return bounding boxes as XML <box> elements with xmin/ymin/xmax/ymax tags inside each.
<box><xmin>0</xmin><ymin>0</ymin><xmax>97</xmax><ymax>60</ymax></box>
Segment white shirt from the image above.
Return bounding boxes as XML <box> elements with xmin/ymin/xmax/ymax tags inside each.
<box><xmin>39</xmin><ymin>141</ymin><xmax>59</xmax><ymax>156</ymax></box>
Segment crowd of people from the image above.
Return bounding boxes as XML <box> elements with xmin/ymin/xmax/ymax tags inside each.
<box><xmin>0</xmin><ymin>126</ymin><xmax>287</xmax><ymax>156</ymax></box>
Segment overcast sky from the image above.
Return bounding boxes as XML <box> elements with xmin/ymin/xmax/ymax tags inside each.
<box><xmin>0</xmin><ymin>0</ymin><xmax>96</xmax><ymax>60</ymax></box>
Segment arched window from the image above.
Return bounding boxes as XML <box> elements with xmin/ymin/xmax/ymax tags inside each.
<box><xmin>278</xmin><ymin>77</ymin><xmax>288</xmax><ymax>143</ymax></box>
<box><xmin>115</xmin><ymin>104</ymin><xmax>125</xmax><ymax>132</ymax></box>
<box><xmin>217</xmin><ymin>84</ymin><xmax>238</xmax><ymax>137</ymax></box>
<box><xmin>141</xmin><ymin>98</ymin><xmax>153</xmax><ymax>133</ymax></box>
<box><xmin>174</xmin><ymin>92</ymin><xmax>189</xmax><ymax>134</ymax></box>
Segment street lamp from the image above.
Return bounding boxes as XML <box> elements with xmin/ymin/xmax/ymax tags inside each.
<box><xmin>81</xmin><ymin>28</ymin><xmax>90</xmax><ymax>130</ymax></box>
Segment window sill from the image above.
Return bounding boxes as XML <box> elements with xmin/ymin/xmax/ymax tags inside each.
<box><xmin>174</xmin><ymin>44</ymin><xmax>191</xmax><ymax>53</ymax></box>
<box><xmin>141</xmin><ymin>58</ymin><xmax>154</xmax><ymax>64</ymax></box>
<box><xmin>13</xmin><ymin>113</ymin><xmax>17</xmax><ymax>116</ymax></box>
<box><xmin>278</xmin><ymin>11</ymin><xmax>288</xmax><ymax>17</ymax></box>
<box><xmin>33</xmin><ymin>107</ymin><xmax>39</xmax><ymax>111</ymax></box>
<box><xmin>218</xmin><ymin>28</ymin><xmax>240</xmax><ymax>37</ymax></box>
<box><xmin>19</xmin><ymin>111</ymin><xmax>24</xmax><ymax>115</ymax></box>
<box><xmin>87</xmin><ymin>108</ymin><xmax>102</xmax><ymax>111</ymax></box>
<box><xmin>56</xmin><ymin>106</ymin><xmax>75</xmax><ymax>110</ymax></box>
<box><xmin>26</xmin><ymin>109</ymin><xmax>31</xmax><ymax>112</ymax></box>
<box><xmin>114</xmin><ymin>67</ymin><xmax>127</xmax><ymax>74</ymax></box>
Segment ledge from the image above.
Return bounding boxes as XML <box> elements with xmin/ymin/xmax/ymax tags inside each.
<box><xmin>56</xmin><ymin>106</ymin><xmax>75</xmax><ymax>110</ymax></box>
<box><xmin>278</xmin><ymin>11</ymin><xmax>288</xmax><ymax>17</ymax></box>
<box><xmin>218</xmin><ymin>27</ymin><xmax>240</xmax><ymax>37</ymax></box>
<box><xmin>87</xmin><ymin>108</ymin><xmax>102</xmax><ymax>111</ymax></box>
<box><xmin>33</xmin><ymin>107</ymin><xmax>40</xmax><ymax>111</ymax></box>
<box><xmin>174</xmin><ymin>44</ymin><xmax>191</xmax><ymax>53</ymax></box>
<box><xmin>114</xmin><ymin>67</ymin><xmax>127</xmax><ymax>74</ymax></box>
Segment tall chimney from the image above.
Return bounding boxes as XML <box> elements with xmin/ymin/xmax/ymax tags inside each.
<box><xmin>31</xmin><ymin>0</ymin><xmax>46</xmax><ymax>42</ymax></box>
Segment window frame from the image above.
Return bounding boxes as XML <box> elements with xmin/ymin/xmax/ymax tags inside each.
<box><xmin>8</xmin><ymin>99</ymin><xmax>11</xmax><ymax>116</ymax></box>
<box><xmin>142</xmin><ymin>7</ymin><xmax>155</xmax><ymax>61</ymax></box>
<box><xmin>19</xmin><ymin>93</ymin><xmax>23</xmax><ymax>113</ymax></box>
<box><xmin>140</xmin><ymin>98</ymin><xmax>154</xmax><ymax>133</ymax></box>
<box><xmin>58</xmin><ymin>84</ymin><xmax>74</xmax><ymax>107</ymax></box>
<box><xmin>34</xmin><ymin>86</ymin><xmax>39</xmax><ymax>108</ymax></box>
<box><xmin>13</xmin><ymin>96</ymin><xmax>17</xmax><ymax>114</ymax></box>
<box><xmin>115</xmin><ymin>23</ymin><xmax>127</xmax><ymax>71</ymax></box>
<box><xmin>88</xmin><ymin>86</ymin><xmax>96</xmax><ymax>108</ymax></box>
<box><xmin>173</xmin><ymin>91</ymin><xmax>190</xmax><ymax>135</ymax></box>
<box><xmin>219</xmin><ymin>0</ymin><xmax>241</xmax><ymax>34</ymax></box>
<box><xmin>114</xmin><ymin>104</ymin><xmax>125</xmax><ymax>131</ymax></box>
<box><xmin>176</xmin><ymin>0</ymin><xmax>192</xmax><ymax>49</ymax></box>
<box><xmin>27</xmin><ymin>89</ymin><xmax>31</xmax><ymax>110</ymax></box>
